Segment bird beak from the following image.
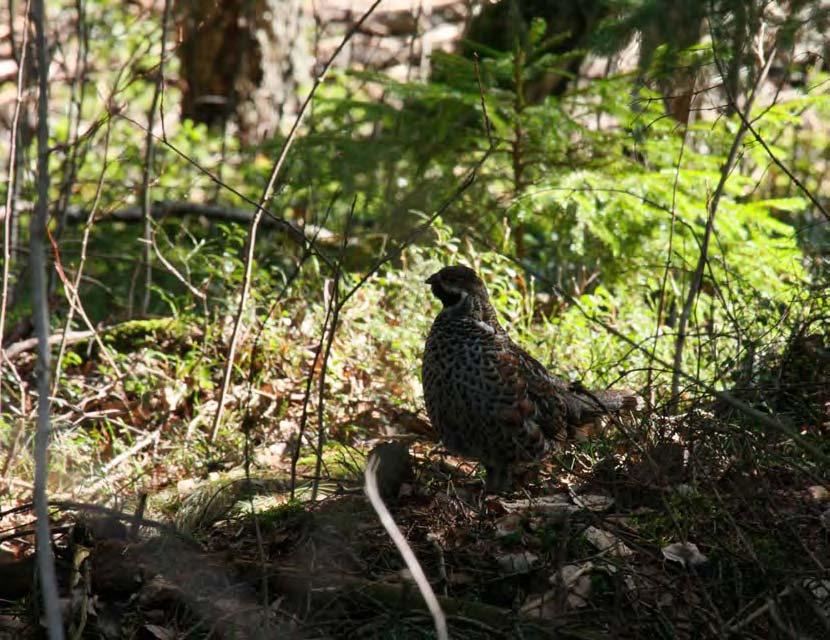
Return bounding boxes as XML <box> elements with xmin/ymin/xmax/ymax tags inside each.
<box><xmin>425</xmin><ymin>274</ymin><xmax>438</xmax><ymax>285</ymax></box>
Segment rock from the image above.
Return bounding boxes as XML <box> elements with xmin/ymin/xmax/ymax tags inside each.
<box><xmin>807</xmin><ymin>485</ymin><xmax>829</xmax><ymax>502</ymax></box>
<box><xmin>366</xmin><ymin>441</ymin><xmax>413</xmax><ymax>501</ymax></box>
<box><xmin>584</xmin><ymin>526</ymin><xmax>634</xmax><ymax>557</ymax></box>
<box><xmin>662</xmin><ymin>541</ymin><xmax>708</xmax><ymax>568</ymax></box>
<box><xmin>496</xmin><ymin>551</ymin><xmax>539</xmax><ymax>574</ymax></box>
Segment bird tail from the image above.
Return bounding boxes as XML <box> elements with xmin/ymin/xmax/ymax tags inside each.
<box><xmin>598</xmin><ymin>389</ymin><xmax>644</xmax><ymax>412</ymax></box>
<box><xmin>569</xmin><ymin>387</ymin><xmax>643</xmax><ymax>441</ymax></box>
<box><xmin>571</xmin><ymin>384</ymin><xmax>644</xmax><ymax>416</ymax></box>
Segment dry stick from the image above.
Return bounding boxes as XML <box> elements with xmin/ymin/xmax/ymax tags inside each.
<box><xmin>30</xmin><ymin>0</ymin><xmax>64</xmax><ymax>636</ymax></box>
<box><xmin>150</xmin><ymin>227</ymin><xmax>207</xmax><ymax>300</ymax></box>
<box><xmin>117</xmin><ymin>112</ymin><xmax>333</xmax><ymax>269</ymax></box>
<box><xmin>245</xmin><ymin>191</ymin><xmax>339</xmax><ymax>388</ymax></box>
<box><xmin>83</xmin><ymin>430</ymin><xmax>160</xmax><ymax>495</ymax></box>
<box><xmin>289</xmin><ymin>295</ymin><xmax>333</xmax><ymax>500</ymax></box>
<box><xmin>237</xmin><ymin>199</ymin><xmax>337</xmax><ymax>613</ymax></box>
<box><xmin>0</xmin><ymin>0</ymin><xmax>31</xmax><ymax>415</ymax></box>
<box><xmin>364</xmin><ymin>455</ymin><xmax>448</xmax><ymax>640</ymax></box>
<box><xmin>5</xmin><ymin>329</ymin><xmax>97</xmax><ymax>361</ymax></box>
<box><xmin>669</xmin><ymin>46</ymin><xmax>776</xmax><ymax>406</ymax></box>
<box><xmin>49</xmin><ymin>0</ymin><xmax>90</xmax><ymax>278</ymax></box>
<box><xmin>511</xmin><ymin>43</ymin><xmax>527</xmax><ymax>260</ymax></box>
<box><xmin>741</xmin><ymin>112</ymin><xmax>830</xmax><ymax>222</ymax></box>
<box><xmin>648</xmin><ymin>123</ymin><xmax>688</xmax><ymax>396</ymax></box>
<box><xmin>257</xmin><ymin>197</ymin><xmax>338</xmax><ymax>501</ymax></box>
<box><xmin>727</xmin><ymin>92</ymin><xmax>829</xmax><ymax>222</ymax></box>
<box><xmin>46</xmin><ymin>228</ymin><xmax>125</xmax><ymax>381</ymax></box>
<box><xmin>138</xmin><ymin>0</ymin><xmax>172</xmax><ymax>316</ymax></box>
<box><xmin>473</xmin><ymin>54</ymin><xmax>493</xmax><ymax>147</ymax></box>
<box><xmin>52</xmin><ymin>118</ymin><xmax>114</xmax><ymax>394</ymax></box>
<box><xmin>310</xmin><ymin>198</ymin><xmax>357</xmax><ymax>502</ymax></box>
<box><xmin>340</xmin><ymin>148</ymin><xmax>493</xmax><ymax>309</ymax></box>
<box><xmin>208</xmin><ymin>0</ymin><xmax>383</xmax><ymax>443</ymax></box>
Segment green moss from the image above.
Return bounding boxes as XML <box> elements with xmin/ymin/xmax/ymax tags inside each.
<box><xmin>295</xmin><ymin>441</ymin><xmax>365</xmax><ymax>481</ymax></box>
<box><xmin>256</xmin><ymin>499</ymin><xmax>308</xmax><ymax>527</ymax></box>
<box><xmin>102</xmin><ymin>318</ymin><xmax>193</xmax><ymax>350</ymax></box>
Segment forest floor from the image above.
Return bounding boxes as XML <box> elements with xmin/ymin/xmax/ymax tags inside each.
<box><xmin>1</xmin><ymin>318</ymin><xmax>829</xmax><ymax>639</ymax></box>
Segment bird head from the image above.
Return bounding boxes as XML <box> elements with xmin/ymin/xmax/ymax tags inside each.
<box><xmin>425</xmin><ymin>265</ymin><xmax>488</xmax><ymax>309</ymax></box>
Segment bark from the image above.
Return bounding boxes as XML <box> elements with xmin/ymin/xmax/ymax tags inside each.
<box><xmin>30</xmin><ymin>0</ymin><xmax>65</xmax><ymax>635</ymax></box>
<box><xmin>175</xmin><ymin>0</ymin><xmax>312</xmax><ymax>141</ymax></box>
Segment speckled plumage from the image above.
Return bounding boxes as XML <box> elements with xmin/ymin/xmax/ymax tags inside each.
<box><xmin>422</xmin><ymin>265</ymin><xmax>640</xmax><ymax>492</ymax></box>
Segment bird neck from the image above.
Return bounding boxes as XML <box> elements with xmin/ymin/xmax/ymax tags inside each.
<box><xmin>443</xmin><ymin>292</ymin><xmax>503</xmax><ymax>331</ymax></box>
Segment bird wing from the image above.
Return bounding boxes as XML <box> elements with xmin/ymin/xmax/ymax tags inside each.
<box><xmin>501</xmin><ymin>341</ymin><xmax>572</xmax><ymax>441</ymax></box>
<box><xmin>506</xmin><ymin>342</ymin><xmax>642</xmax><ymax>435</ymax></box>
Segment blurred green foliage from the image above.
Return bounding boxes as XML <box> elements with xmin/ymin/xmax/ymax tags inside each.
<box><xmin>6</xmin><ymin>0</ymin><xmax>829</xmax><ymax>409</ymax></box>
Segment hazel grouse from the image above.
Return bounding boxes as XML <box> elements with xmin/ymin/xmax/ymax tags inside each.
<box><xmin>422</xmin><ymin>265</ymin><xmax>641</xmax><ymax>493</ymax></box>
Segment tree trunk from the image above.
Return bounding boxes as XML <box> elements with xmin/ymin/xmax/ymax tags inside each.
<box><xmin>175</xmin><ymin>0</ymin><xmax>312</xmax><ymax>141</ymax></box>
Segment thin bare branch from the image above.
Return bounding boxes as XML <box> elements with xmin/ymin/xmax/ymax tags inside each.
<box><xmin>208</xmin><ymin>0</ymin><xmax>384</xmax><ymax>443</ymax></box>
<box><xmin>0</xmin><ymin>0</ymin><xmax>31</xmax><ymax>415</ymax></box>
<box><xmin>648</xmin><ymin>119</ymin><xmax>689</xmax><ymax>395</ymax></box>
<box><xmin>310</xmin><ymin>197</ymin><xmax>357</xmax><ymax>501</ymax></box>
<box><xmin>30</xmin><ymin>0</ymin><xmax>65</xmax><ymax>634</ymax></box>
<box><xmin>116</xmin><ymin>112</ymin><xmax>334</xmax><ymax>268</ymax></box>
<box><xmin>52</xmin><ymin>118</ymin><xmax>113</xmax><ymax>392</ymax></box>
<box><xmin>138</xmin><ymin>0</ymin><xmax>172</xmax><ymax>315</ymax></box>
<box><xmin>289</xmin><ymin>287</ymin><xmax>333</xmax><ymax>500</ymax></box>
<box><xmin>5</xmin><ymin>328</ymin><xmax>97</xmax><ymax>361</ymax></box>
<box><xmin>670</xmin><ymin>42</ymin><xmax>776</xmax><ymax>405</ymax></box>
<box><xmin>149</xmin><ymin>226</ymin><xmax>207</xmax><ymax>301</ymax></box>
<box><xmin>46</xmin><ymin>227</ymin><xmax>125</xmax><ymax>381</ymax></box>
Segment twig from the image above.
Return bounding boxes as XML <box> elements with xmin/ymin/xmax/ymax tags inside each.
<box><xmin>739</xmin><ymin>113</ymin><xmax>830</xmax><ymax>222</ymax></box>
<box><xmin>149</xmin><ymin>226</ymin><xmax>207</xmax><ymax>300</ymax></box>
<box><xmin>91</xmin><ymin>430</ymin><xmax>160</xmax><ymax>483</ymax></box>
<box><xmin>138</xmin><ymin>0</ymin><xmax>172</xmax><ymax>316</ymax></box>
<box><xmin>648</xmin><ymin>122</ymin><xmax>688</xmax><ymax>396</ymax></box>
<box><xmin>208</xmin><ymin>0</ymin><xmax>383</xmax><ymax>443</ymax></box>
<box><xmin>45</xmin><ymin>227</ymin><xmax>125</xmax><ymax>381</ymax></box>
<box><xmin>115</xmin><ymin>114</ymin><xmax>334</xmax><ymax>267</ymax></box>
<box><xmin>52</xmin><ymin>118</ymin><xmax>114</xmax><ymax>391</ymax></box>
<box><xmin>473</xmin><ymin>53</ymin><xmax>493</xmax><ymax>147</ymax></box>
<box><xmin>63</xmin><ymin>201</ymin><xmax>335</xmax><ymax>235</ymax></box>
<box><xmin>339</xmin><ymin>66</ymin><xmax>495</xmax><ymax>306</ymax></box>
<box><xmin>49</xmin><ymin>0</ymin><xmax>91</xmax><ymax>282</ymax></box>
<box><xmin>245</xmin><ymin>191</ymin><xmax>339</xmax><ymax>404</ymax></box>
<box><xmin>341</xmin><ymin>146</ymin><xmax>493</xmax><ymax>308</ymax></box>
<box><xmin>5</xmin><ymin>329</ymin><xmax>97</xmax><ymax>360</ymax></box>
<box><xmin>719</xmin><ymin>57</ymin><xmax>829</xmax><ymax>224</ymax></box>
<box><xmin>310</xmin><ymin>198</ymin><xmax>357</xmax><ymax>502</ymax></box>
<box><xmin>364</xmin><ymin>455</ymin><xmax>448</xmax><ymax>640</ymax></box>
<box><xmin>289</xmin><ymin>282</ymin><xmax>333</xmax><ymax>500</ymax></box>
<box><xmin>669</xmin><ymin>42</ymin><xmax>776</xmax><ymax>406</ymax></box>
<box><xmin>243</xmin><ymin>199</ymin><xmax>337</xmax><ymax>500</ymax></box>
<box><xmin>278</xmin><ymin>197</ymin><xmax>339</xmax><ymax>501</ymax></box>
<box><xmin>0</xmin><ymin>0</ymin><xmax>31</xmax><ymax>415</ymax></box>
<box><xmin>30</xmin><ymin>0</ymin><xmax>64</xmax><ymax>634</ymax></box>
